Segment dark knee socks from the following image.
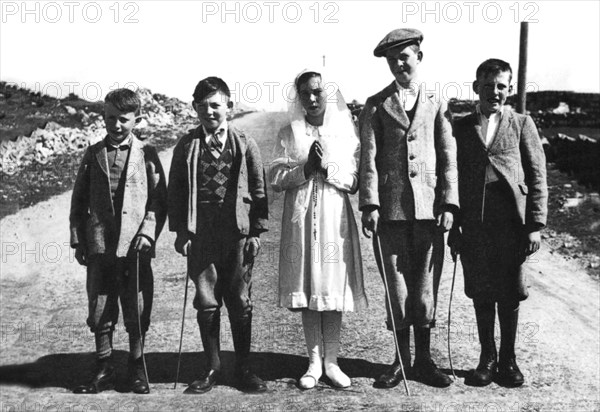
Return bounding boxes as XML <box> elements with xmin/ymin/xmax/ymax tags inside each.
<box><xmin>95</xmin><ymin>330</ymin><xmax>113</xmax><ymax>363</ymax></box>
<box><xmin>474</xmin><ymin>300</ymin><xmax>497</xmax><ymax>357</ymax></box>
<box><xmin>498</xmin><ymin>301</ymin><xmax>519</xmax><ymax>361</ymax></box>
<box><xmin>198</xmin><ymin>310</ymin><xmax>221</xmax><ymax>371</ymax></box>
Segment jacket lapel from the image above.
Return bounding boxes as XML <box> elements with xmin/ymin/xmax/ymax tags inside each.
<box><xmin>382</xmin><ymin>82</ymin><xmax>410</xmax><ymax>131</ymax></box>
<box><xmin>470</xmin><ymin>112</ymin><xmax>487</xmax><ymax>148</ymax></box>
<box><xmin>488</xmin><ymin>107</ymin><xmax>514</xmax><ymax>152</ymax></box>
<box><xmin>95</xmin><ymin>139</ymin><xmax>110</xmax><ymax>176</ymax></box>
<box><xmin>406</xmin><ymin>90</ymin><xmax>432</xmax><ymax>136</ymax></box>
<box><xmin>127</xmin><ymin>137</ymin><xmax>143</xmax><ymax>180</ymax></box>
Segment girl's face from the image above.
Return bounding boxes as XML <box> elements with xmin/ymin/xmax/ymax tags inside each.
<box><xmin>298</xmin><ymin>76</ymin><xmax>327</xmax><ymax>121</ymax></box>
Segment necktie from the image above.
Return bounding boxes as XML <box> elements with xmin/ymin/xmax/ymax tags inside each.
<box><xmin>210</xmin><ymin>130</ymin><xmax>223</xmax><ymax>151</ymax></box>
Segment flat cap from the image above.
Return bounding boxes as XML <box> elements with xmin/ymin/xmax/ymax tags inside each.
<box><xmin>373</xmin><ymin>28</ymin><xmax>423</xmax><ymax>57</ymax></box>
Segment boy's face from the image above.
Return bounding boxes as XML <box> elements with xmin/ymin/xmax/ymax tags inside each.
<box><xmin>104</xmin><ymin>102</ymin><xmax>140</xmax><ymax>143</ymax></box>
<box><xmin>298</xmin><ymin>76</ymin><xmax>327</xmax><ymax>119</ymax></box>
<box><xmin>386</xmin><ymin>45</ymin><xmax>422</xmax><ymax>86</ymax></box>
<box><xmin>473</xmin><ymin>70</ymin><xmax>513</xmax><ymax>116</ymax></box>
<box><xmin>194</xmin><ymin>91</ymin><xmax>229</xmax><ymax>132</ymax></box>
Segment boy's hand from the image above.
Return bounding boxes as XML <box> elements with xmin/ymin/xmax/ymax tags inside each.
<box><xmin>175</xmin><ymin>231</ymin><xmax>192</xmax><ymax>256</ymax></box>
<box><xmin>304</xmin><ymin>141</ymin><xmax>323</xmax><ymax>178</ymax></box>
<box><xmin>74</xmin><ymin>245</ymin><xmax>87</xmax><ymax>266</ymax></box>
<box><xmin>524</xmin><ymin>230</ymin><xmax>541</xmax><ymax>256</ymax></box>
<box><xmin>133</xmin><ymin>236</ymin><xmax>152</xmax><ymax>253</ymax></box>
<box><xmin>244</xmin><ymin>237</ymin><xmax>261</xmax><ymax>264</ymax></box>
<box><xmin>447</xmin><ymin>229</ymin><xmax>461</xmax><ymax>262</ymax></box>
<box><xmin>362</xmin><ymin>209</ymin><xmax>379</xmax><ymax>238</ymax></box>
<box><xmin>436</xmin><ymin>211</ymin><xmax>454</xmax><ymax>232</ymax></box>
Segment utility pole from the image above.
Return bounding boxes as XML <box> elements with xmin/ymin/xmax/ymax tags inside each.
<box><xmin>517</xmin><ymin>22</ymin><xmax>528</xmax><ymax>114</ymax></box>
<box><xmin>323</xmin><ymin>55</ymin><xmax>326</xmax><ymax>68</ymax></box>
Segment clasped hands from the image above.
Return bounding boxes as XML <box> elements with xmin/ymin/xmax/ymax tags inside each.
<box><xmin>303</xmin><ymin>140</ymin><xmax>327</xmax><ymax>179</ymax></box>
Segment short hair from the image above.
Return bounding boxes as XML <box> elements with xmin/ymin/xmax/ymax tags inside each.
<box><xmin>105</xmin><ymin>88</ymin><xmax>141</xmax><ymax>115</ymax></box>
<box><xmin>295</xmin><ymin>71</ymin><xmax>321</xmax><ymax>92</ymax></box>
<box><xmin>476</xmin><ymin>58</ymin><xmax>513</xmax><ymax>81</ymax></box>
<box><xmin>193</xmin><ymin>77</ymin><xmax>230</xmax><ymax>102</ymax></box>
<box><xmin>408</xmin><ymin>43</ymin><xmax>420</xmax><ymax>53</ymax></box>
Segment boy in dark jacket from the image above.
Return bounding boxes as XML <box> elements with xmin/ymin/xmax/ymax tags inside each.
<box><xmin>168</xmin><ymin>77</ymin><xmax>268</xmax><ymax>394</ymax></box>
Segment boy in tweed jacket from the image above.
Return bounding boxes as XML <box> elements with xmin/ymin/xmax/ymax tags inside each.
<box><xmin>70</xmin><ymin>88</ymin><xmax>167</xmax><ymax>394</ymax></box>
<box><xmin>449</xmin><ymin>59</ymin><xmax>547</xmax><ymax>387</ymax></box>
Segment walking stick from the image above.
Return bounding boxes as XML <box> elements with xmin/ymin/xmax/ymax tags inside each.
<box><xmin>174</xmin><ymin>266</ymin><xmax>190</xmax><ymax>390</ymax></box>
<box><xmin>447</xmin><ymin>254</ymin><xmax>458</xmax><ymax>380</ymax></box>
<box><xmin>135</xmin><ymin>251</ymin><xmax>151</xmax><ymax>392</ymax></box>
<box><xmin>374</xmin><ymin>233</ymin><xmax>411</xmax><ymax>396</ymax></box>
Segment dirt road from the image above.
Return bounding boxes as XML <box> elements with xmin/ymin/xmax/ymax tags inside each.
<box><xmin>1</xmin><ymin>112</ymin><xmax>598</xmax><ymax>411</ymax></box>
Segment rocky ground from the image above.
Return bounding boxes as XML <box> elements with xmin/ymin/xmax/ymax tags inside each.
<box><xmin>0</xmin><ymin>112</ymin><xmax>599</xmax><ymax>411</ymax></box>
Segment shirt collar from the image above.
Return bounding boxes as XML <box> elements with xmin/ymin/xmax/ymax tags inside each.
<box><xmin>476</xmin><ymin>104</ymin><xmax>502</xmax><ymax>121</ymax></box>
<box><xmin>202</xmin><ymin>121</ymin><xmax>228</xmax><ymax>140</ymax></box>
<box><xmin>106</xmin><ymin>134</ymin><xmax>133</xmax><ymax>149</ymax></box>
<box><xmin>395</xmin><ymin>80</ymin><xmax>419</xmax><ymax>95</ymax></box>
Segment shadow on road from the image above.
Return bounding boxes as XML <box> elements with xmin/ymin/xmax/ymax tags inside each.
<box><xmin>0</xmin><ymin>351</ymin><xmax>389</xmax><ymax>391</ymax></box>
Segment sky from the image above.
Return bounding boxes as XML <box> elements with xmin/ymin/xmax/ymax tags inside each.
<box><xmin>1</xmin><ymin>0</ymin><xmax>599</xmax><ymax>110</ymax></box>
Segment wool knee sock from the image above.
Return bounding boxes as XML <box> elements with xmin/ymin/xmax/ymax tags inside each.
<box><xmin>95</xmin><ymin>330</ymin><xmax>113</xmax><ymax>362</ymax></box>
<box><xmin>129</xmin><ymin>332</ymin><xmax>144</xmax><ymax>362</ymax></box>
<box><xmin>300</xmin><ymin>310</ymin><xmax>323</xmax><ymax>388</ymax></box>
<box><xmin>322</xmin><ymin>311</ymin><xmax>351</xmax><ymax>388</ymax></box>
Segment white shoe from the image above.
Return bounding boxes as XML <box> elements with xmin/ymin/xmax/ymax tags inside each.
<box><xmin>299</xmin><ymin>372</ymin><xmax>320</xmax><ymax>389</ymax></box>
<box><xmin>325</xmin><ymin>363</ymin><xmax>351</xmax><ymax>388</ymax></box>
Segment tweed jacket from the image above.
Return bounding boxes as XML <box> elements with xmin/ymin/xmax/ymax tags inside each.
<box><xmin>168</xmin><ymin>125</ymin><xmax>268</xmax><ymax>237</ymax></box>
<box><xmin>69</xmin><ymin>136</ymin><xmax>168</xmax><ymax>258</ymax></box>
<box><xmin>453</xmin><ymin>107</ymin><xmax>548</xmax><ymax>227</ymax></box>
<box><xmin>359</xmin><ymin>82</ymin><xmax>459</xmax><ymax>220</ymax></box>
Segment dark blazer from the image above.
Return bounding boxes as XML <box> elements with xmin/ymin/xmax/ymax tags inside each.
<box><xmin>359</xmin><ymin>82</ymin><xmax>459</xmax><ymax>220</ymax></box>
<box><xmin>168</xmin><ymin>126</ymin><xmax>268</xmax><ymax>237</ymax></box>
<box><xmin>453</xmin><ymin>107</ymin><xmax>548</xmax><ymax>228</ymax></box>
<box><xmin>70</xmin><ymin>136</ymin><xmax>168</xmax><ymax>257</ymax></box>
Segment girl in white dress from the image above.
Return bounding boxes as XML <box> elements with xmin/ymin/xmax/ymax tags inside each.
<box><xmin>269</xmin><ymin>70</ymin><xmax>367</xmax><ymax>389</ymax></box>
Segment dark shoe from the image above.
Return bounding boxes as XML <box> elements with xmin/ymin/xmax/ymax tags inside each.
<box><xmin>184</xmin><ymin>369</ymin><xmax>219</xmax><ymax>394</ymax></box>
<box><xmin>374</xmin><ymin>361</ymin><xmax>409</xmax><ymax>389</ymax></box>
<box><xmin>412</xmin><ymin>359</ymin><xmax>452</xmax><ymax>388</ymax></box>
<box><xmin>237</xmin><ymin>366</ymin><xmax>268</xmax><ymax>393</ymax></box>
<box><xmin>497</xmin><ymin>358</ymin><xmax>524</xmax><ymax>387</ymax></box>
<box><xmin>128</xmin><ymin>359</ymin><xmax>150</xmax><ymax>394</ymax></box>
<box><xmin>467</xmin><ymin>353</ymin><xmax>497</xmax><ymax>386</ymax></box>
<box><xmin>73</xmin><ymin>362</ymin><xmax>115</xmax><ymax>394</ymax></box>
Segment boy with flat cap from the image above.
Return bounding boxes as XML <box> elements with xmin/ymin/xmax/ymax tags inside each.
<box><xmin>359</xmin><ymin>28</ymin><xmax>459</xmax><ymax>388</ymax></box>
<box><xmin>449</xmin><ymin>59</ymin><xmax>547</xmax><ymax>387</ymax></box>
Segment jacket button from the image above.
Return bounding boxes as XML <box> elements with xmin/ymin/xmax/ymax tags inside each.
<box><xmin>410</xmin><ymin>172</ymin><xmax>417</xmax><ymax>178</ymax></box>
<box><xmin>122</xmin><ymin>210</ymin><xmax>127</xmax><ymax>214</ymax></box>
<box><xmin>407</xmin><ymin>134</ymin><xmax>415</xmax><ymax>141</ymax></box>
<box><xmin>409</xmin><ymin>155</ymin><xmax>415</xmax><ymax>160</ymax></box>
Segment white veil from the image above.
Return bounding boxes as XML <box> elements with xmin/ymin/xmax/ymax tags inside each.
<box><xmin>274</xmin><ymin>69</ymin><xmax>359</xmax><ymax>181</ymax></box>
<box><xmin>269</xmin><ymin>69</ymin><xmax>360</xmax><ymax>222</ymax></box>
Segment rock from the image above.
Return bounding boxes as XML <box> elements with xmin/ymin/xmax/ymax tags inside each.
<box><xmin>64</xmin><ymin>105</ymin><xmax>77</xmax><ymax>115</ymax></box>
